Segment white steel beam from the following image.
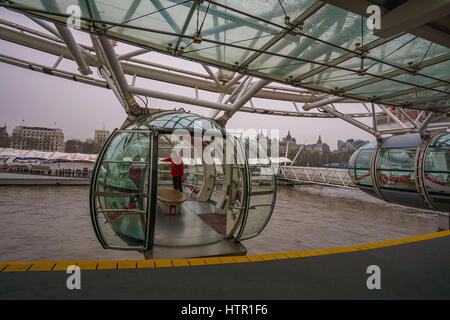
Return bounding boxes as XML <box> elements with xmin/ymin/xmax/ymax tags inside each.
<box><xmin>0</xmin><ymin>23</ymin><xmax>322</xmax><ymax>103</ymax></box>
<box><xmin>90</xmin><ymin>35</ymin><xmax>130</xmax><ymax>113</ymax></box>
<box><xmin>118</xmin><ymin>48</ymin><xmax>150</xmax><ymax>60</ymax></box>
<box><xmin>378</xmin><ymin>104</ymin><xmax>409</xmax><ymax>129</ymax></box>
<box><xmin>0</xmin><ymin>18</ymin><xmax>62</xmax><ymax>43</ymax></box>
<box><xmin>202</xmin><ymin>64</ymin><xmax>222</xmax><ymax>87</ymax></box>
<box><xmin>129</xmin><ymin>85</ymin><xmax>233</xmax><ymax>112</ymax></box>
<box><xmin>223</xmin><ymin>76</ymin><xmax>250</xmax><ymax>105</ymax></box>
<box><xmin>54</xmin><ymin>24</ymin><xmax>91</xmax><ymax>75</ymax></box>
<box><xmin>208</xmin><ymin>93</ymin><xmax>225</xmax><ymax>118</ymax></box>
<box><xmin>0</xmin><ymin>48</ymin><xmax>417</xmax><ymax>123</ymax></box>
<box><xmin>0</xmin><ymin>53</ymin><xmax>107</xmax><ymax>88</ymax></box>
<box><xmin>98</xmin><ymin>36</ymin><xmax>133</xmax><ymax>100</ymax></box>
<box><xmin>234</xmin><ymin>77</ymin><xmax>253</xmax><ymax>102</ymax></box>
<box><xmin>95</xmin><ymin>35</ymin><xmax>142</xmax><ymax>115</ymax></box>
<box><xmin>318</xmin><ymin>104</ymin><xmax>378</xmax><ymax>136</ymax></box>
<box><xmin>26</xmin><ymin>14</ymin><xmax>62</xmax><ymax>40</ymax></box>
<box><xmin>398</xmin><ymin>108</ymin><xmax>420</xmax><ymax>129</ymax></box>
<box><xmin>218</xmin><ymin>79</ymin><xmax>272</xmax><ymax>124</ymax></box>
<box><xmin>418</xmin><ymin>112</ymin><xmax>436</xmax><ymax>132</ymax></box>
<box><xmin>224</xmin><ymin>73</ymin><xmax>246</xmax><ymax>89</ymax></box>
<box><xmin>0</xmin><ymin>51</ymin><xmax>360</xmax><ymax>119</ymax></box>
<box><xmin>303</xmin><ymin>96</ymin><xmax>345</xmax><ymax>111</ymax></box>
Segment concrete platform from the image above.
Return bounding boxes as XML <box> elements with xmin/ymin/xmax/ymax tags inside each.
<box><xmin>0</xmin><ymin>231</ymin><xmax>449</xmax><ymax>299</ymax></box>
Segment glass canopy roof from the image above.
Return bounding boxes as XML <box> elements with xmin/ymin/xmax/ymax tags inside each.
<box><xmin>1</xmin><ymin>0</ymin><xmax>449</xmax><ymax>111</ymax></box>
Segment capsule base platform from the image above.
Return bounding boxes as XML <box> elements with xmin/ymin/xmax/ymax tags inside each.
<box><xmin>438</xmin><ymin>212</ymin><xmax>450</xmax><ymax>230</ymax></box>
<box><xmin>144</xmin><ymin>239</ymin><xmax>247</xmax><ymax>259</ymax></box>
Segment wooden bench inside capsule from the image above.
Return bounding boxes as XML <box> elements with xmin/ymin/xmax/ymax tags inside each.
<box><xmin>157</xmin><ymin>187</ymin><xmax>186</xmax><ymax>215</ymax></box>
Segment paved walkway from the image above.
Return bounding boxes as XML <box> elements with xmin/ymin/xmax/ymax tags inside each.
<box><xmin>0</xmin><ymin>231</ymin><xmax>449</xmax><ymax>299</ymax></box>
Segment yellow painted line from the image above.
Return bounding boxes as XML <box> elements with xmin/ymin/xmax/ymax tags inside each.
<box><xmin>77</xmin><ymin>261</ymin><xmax>98</xmax><ymax>270</ymax></box>
<box><xmin>246</xmin><ymin>255</ymin><xmax>263</xmax><ymax>262</ymax></box>
<box><xmin>118</xmin><ymin>260</ymin><xmax>138</xmax><ymax>269</ymax></box>
<box><xmin>307</xmin><ymin>249</ymin><xmax>329</xmax><ymax>256</ymax></box>
<box><xmin>259</xmin><ymin>254</ymin><xmax>277</xmax><ymax>261</ymax></box>
<box><xmin>137</xmin><ymin>260</ymin><xmax>155</xmax><ymax>268</ymax></box>
<box><xmin>295</xmin><ymin>251</ymin><xmax>313</xmax><ymax>257</ymax></box>
<box><xmin>172</xmin><ymin>259</ymin><xmax>190</xmax><ymax>267</ymax></box>
<box><xmin>218</xmin><ymin>256</ymin><xmax>236</xmax><ymax>264</ymax></box>
<box><xmin>204</xmin><ymin>257</ymin><xmax>221</xmax><ymax>265</ymax></box>
<box><xmin>232</xmin><ymin>256</ymin><xmax>250</xmax><ymax>263</ymax></box>
<box><xmin>97</xmin><ymin>261</ymin><xmax>118</xmax><ymax>270</ymax></box>
<box><xmin>272</xmin><ymin>253</ymin><xmax>289</xmax><ymax>259</ymax></box>
<box><xmin>3</xmin><ymin>262</ymin><xmax>33</xmax><ymax>272</ymax></box>
<box><xmin>29</xmin><ymin>262</ymin><xmax>56</xmax><ymax>271</ymax></box>
<box><xmin>52</xmin><ymin>261</ymin><xmax>78</xmax><ymax>271</ymax></box>
<box><xmin>154</xmin><ymin>259</ymin><xmax>172</xmax><ymax>268</ymax></box>
<box><xmin>188</xmin><ymin>258</ymin><xmax>206</xmax><ymax>266</ymax></box>
<box><xmin>1</xmin><ymin>230</ymin><xmax>449</xmax><ymax>272</ymax></box>
<box><xmin>0</xmin><ymin>262</ymin><xmax>9</xmax><ymax>271</ymax></box>
<box><xmin>284</xmin><ymin>252</ymin><xmax>301</xmax><ymax>258</ymax></box>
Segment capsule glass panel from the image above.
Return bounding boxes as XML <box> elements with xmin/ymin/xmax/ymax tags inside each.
<box><xmin>424</xmin><ymin>133</ymin><xmax>450</xmax><ymax>211</ymax></box>
<box><xmin>354</xmin><ymin>143</ymin><xmax>375</xmax><ymax>187</ymax></box>
<box><xmin>91</xmin><ymin>131</ymin><xmax>151</xmax><ymax>249</ymax></box>
<box><xmin>375</xmin><ymin>133</ymin><xmax>429</xmax><ymax>209</ymax></box>
<box><xmin>348</xmin><ymin>143</ymin><xmax>379</xmax><ymax>198</ymax></box>
<box><xmin>238</xmin><ymin>139</ymin><xmax>277</xmax><ymax>240</ymax></box>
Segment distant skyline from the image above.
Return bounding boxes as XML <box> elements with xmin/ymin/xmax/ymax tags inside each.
<box><xmin>0</xmin><ymin>8</ymin><xmax>375</xmax><ymax>151</ymax></box>
<box><xmin>1</xmin><ymin>121</ymin><xmax>368</xmax><ymax>153</ymax></box>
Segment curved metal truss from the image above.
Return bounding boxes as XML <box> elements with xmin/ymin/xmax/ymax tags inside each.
<box><xmin>0</xmin><ymin>0</ymin><xmax>448</xmax><ymax>138</ymax></box>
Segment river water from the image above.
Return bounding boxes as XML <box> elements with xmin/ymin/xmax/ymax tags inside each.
<box><xmin>0</xmin><ymin>184</ymin><xmax>437</xmax><ymax>261</ymax></box>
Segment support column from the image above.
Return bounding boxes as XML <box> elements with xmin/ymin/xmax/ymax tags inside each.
<box><xmin>97</xmin><ymin>35</ymin><xmax>142</xmax><ymax>117</ymax></box>
<box><xmin>54</xmin><ymin>24</ymin><xmax>91</xmax><ymax>75</ymax></box>
<box><xmin>217</xmin><ymin>79</ymin><xmax>271</xmax><ymax>125</ymax></box>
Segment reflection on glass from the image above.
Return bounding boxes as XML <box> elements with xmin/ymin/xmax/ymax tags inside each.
<box><xmin>377</xmin><ymin>148</ymin><xmax>416</xmax><ymax>191</ymax></box>
<box><xmin>349</xmin><ymin>143</ymin><xmax>374</xmax><ymax>187</ymax></box>
<box><xmin>92</xmin><ymin>132</ymin><xmax>150</xmax><ymax>249</ymax></box>
<box><xmin>424</xmin><ymin>133</ymin><xmax>450</xmax><ymax>211</ymax></box>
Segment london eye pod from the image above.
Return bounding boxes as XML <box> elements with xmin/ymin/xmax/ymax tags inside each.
<box><xmin>89</xmin><ymin>111</ymin><xmax>277</xmax><ymax>258</ymax></box>
<box><xmin>348</xmin><ymin>132</ymin><xmax>450</xmax><ymax>212</ymax></box>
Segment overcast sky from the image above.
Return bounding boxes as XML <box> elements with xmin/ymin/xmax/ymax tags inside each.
<box><xmin>0</xmin><ymin>8</ymin><xmax>375</xmax><ymax>151</ymax></box>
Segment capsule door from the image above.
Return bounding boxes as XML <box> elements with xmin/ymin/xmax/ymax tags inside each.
<box><xmin>90</xmin><ymin>129</ymin><xmax>157</xmax><ymax>250</ymax></box>
<box><xmin>236</xmin><ymin>139</ymin><xmax>277</xmax><ymax>241</ymax></box>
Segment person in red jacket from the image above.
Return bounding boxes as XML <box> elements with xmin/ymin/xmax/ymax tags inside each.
<box><xmin>162</xmin><ymin>151</ymin><xmax>184</xmax><ymax>192</ymax></box>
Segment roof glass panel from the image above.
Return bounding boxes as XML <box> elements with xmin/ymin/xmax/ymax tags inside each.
<box><xmin>2</xmin><ymin>0</ymin><xmax>449</xmax><ymax>110</ymax></box>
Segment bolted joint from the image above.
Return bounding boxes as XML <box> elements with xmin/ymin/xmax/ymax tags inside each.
<box><xmin>407</xmin><ymin>62</ymin><xmax>420</xmax><ymax>74</ymax></box>
<box><xmin>284</xmin><ymin>16</ymin><xmax>291</xmax><ymax>26</ymax></box>
<box><xmin>127</xmin><ymin>97</ymin><xmax>147</xmax><ymax>117</ymax></box>
<box><xmin>216</xmin><ymin>112</ymin><xmax>231</xmax><ymax>127</ymax></box>
<box><xmin>193</xmin><ymin>32</ymin><xmax>202</xmax><ymax>44</ymax></box>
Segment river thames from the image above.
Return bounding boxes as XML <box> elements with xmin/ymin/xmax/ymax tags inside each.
<box><xmin>0</xmin><ymin>184</ymin><xmax>437</xmax><ymax>261</ymax></box>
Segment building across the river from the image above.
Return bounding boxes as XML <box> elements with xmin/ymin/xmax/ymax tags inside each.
<box><xmin>10</xmin><ymin>126</ymin><xmax>64</xmax><ymax>152</ymax></box>
<box><xmin>94</xmin><ymin>129</ymin><xmax>110</xmax><ymax>147</ymax></box>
